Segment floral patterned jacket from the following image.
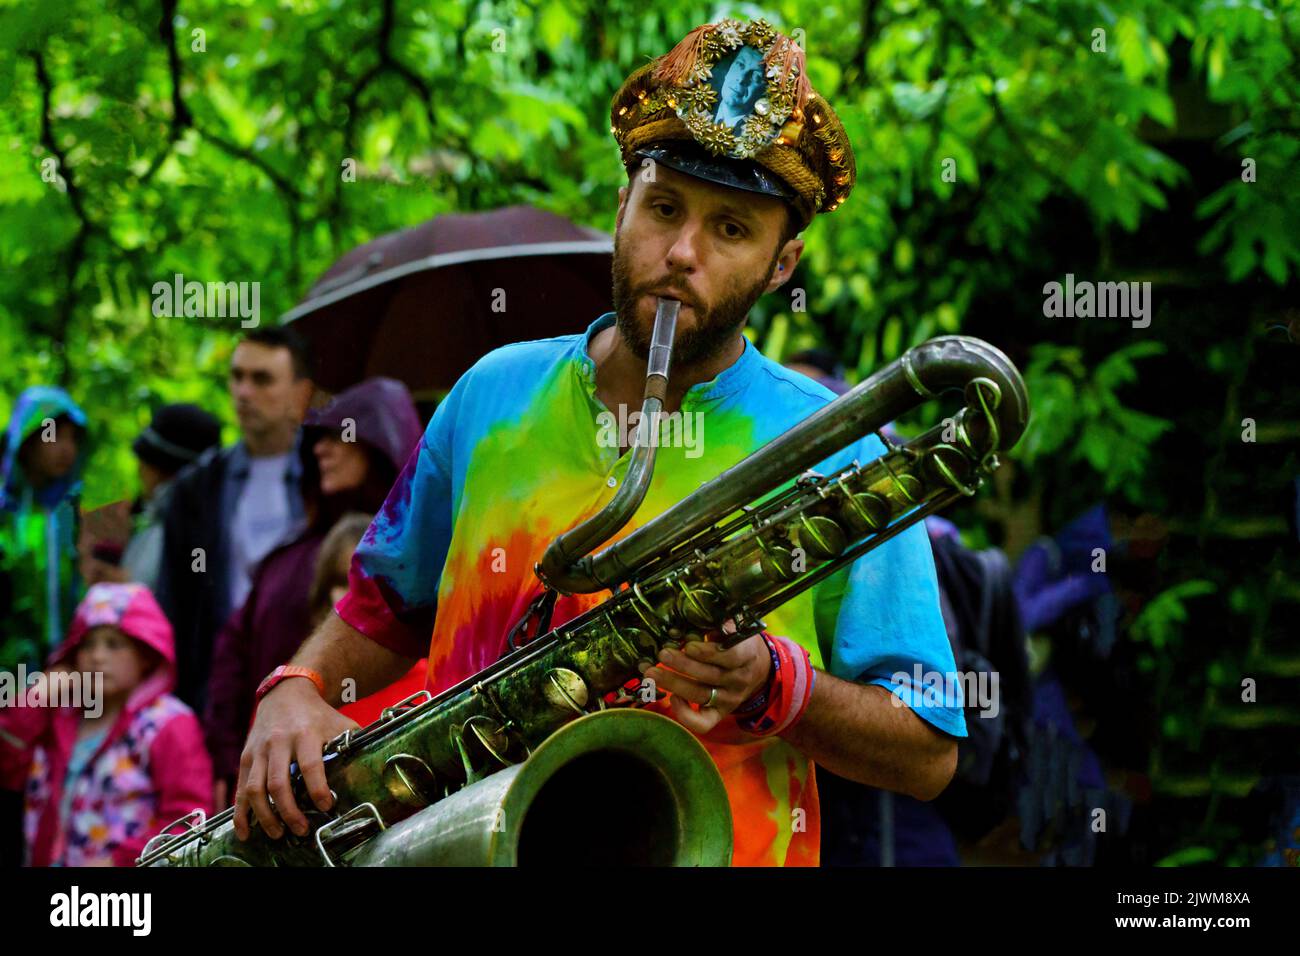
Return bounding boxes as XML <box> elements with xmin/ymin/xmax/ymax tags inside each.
<box><xmin>0</xmin><ymin>583</ymin><xmax>212</xmax><ymax>866</ymax></box>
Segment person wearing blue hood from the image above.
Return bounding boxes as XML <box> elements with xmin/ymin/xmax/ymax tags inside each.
<box><xmin>0</xmin><ymin>386</ymin><xmax>89</xmax><ymax>867</ymax></box>
<box><xmin>0</xmin><ymin>386</ymin><xmax>90</xmax><ymax>673</ymax></box>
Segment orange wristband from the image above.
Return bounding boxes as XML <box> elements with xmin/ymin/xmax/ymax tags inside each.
<box><xmin>255</xmin><ymin>665</ymin><xmax>326</xmax><ymax>704</ymax></box>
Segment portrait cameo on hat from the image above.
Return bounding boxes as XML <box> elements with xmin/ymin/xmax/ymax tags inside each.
<box><xmin>637</xmin><ymin>18</ymin><xmax>804</xmax><ymax>161</ymax></box>
<box><xmin>710</xmin><ymin>45</ymin><xmax>766</xmax><ymax>133</ymax></box>
<box><xmin>613</xmin><ymin>16</ymin><xmax>853</xmax><ymax>216</ymax></box>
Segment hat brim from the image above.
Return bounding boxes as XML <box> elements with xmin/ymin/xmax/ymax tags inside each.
<box><xmin>633</xmin><ymin>142</ymin><xmax>798</xmax><ymax>205</ymax></box>
<box><xmin>132</xmin><ymin>433</ymin><xmax>186</xmax><ymax>474</ymax></box>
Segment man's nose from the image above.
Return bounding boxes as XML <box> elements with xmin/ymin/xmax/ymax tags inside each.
<box><xmin>664</xmin><ymin>218</ymin><xmax>704</xmax><ymax>275</ymax></box>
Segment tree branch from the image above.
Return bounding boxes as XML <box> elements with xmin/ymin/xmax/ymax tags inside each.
<box><xmin>139</xmin><ymin>0</ymin><xmax>193</xmax><ymax>183</ymax></box>
<box><xmin>31</xmin><ymin>51</ymin><xmax>96</xmax><ymax>386</ymax></box>
<box><xmin>326</xmin><ymin>0</ymin><xmax>457</xmax><ymax>252</ymax></box>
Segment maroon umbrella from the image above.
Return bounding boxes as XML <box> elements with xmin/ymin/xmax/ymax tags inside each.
<box><xmin>281</xmin><ymin>205</ymin><xmax>614</xmax><ymax>396</ymax></box>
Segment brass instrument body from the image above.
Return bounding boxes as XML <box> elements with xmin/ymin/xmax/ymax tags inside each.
<box><xmin>138</xmin><ymin>334</ymin><xmax>1028</xmax><ymax>868</ymax></box>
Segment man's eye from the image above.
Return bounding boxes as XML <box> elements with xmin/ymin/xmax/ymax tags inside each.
<box><xmin>720</xmin><ymin>221</ymin><xmax>745</xmax><ymax>239</ymax></box>
<box><xmin>652</xmin><ymin>202</ymin><xmax>676</xmax><ymax>218</ymax></box>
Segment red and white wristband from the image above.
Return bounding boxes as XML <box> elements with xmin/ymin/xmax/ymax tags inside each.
<box><xmin>733</xmin><ymin>633</ymin><xmax>817</xmax><ymax>737</ymax></box>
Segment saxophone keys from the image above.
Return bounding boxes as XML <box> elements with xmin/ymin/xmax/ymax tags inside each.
<box><xmin>136</xmin><ymin>808</ymin><xmax>208</xmax><ymax>866</ymax></box>
<box><xmin>383</xmin><ymin>753</ymin><xmax>440</xmax><ymax>808</ymax></box>
<box><xmin>629</xmin><ymin>582</ymin><xmax>672</xmax><ymax>635</ymax></box>
<box><xmin>877</xmin><ymin>457</ymin><xmax>926</xmax><ymax>505</ymax></box>
<box><xmin>628</xmin><ymin>626</ymin><xmax>660</xmax><ymax>660</ymax></box>
<box><xmin>447</xmin><ymin>717</ymin><xmax>513</xmax><ymax>787</ymax></box>
<box><xmin>841</xmin><ymin>491</ymin><xmax>891</xmax><ymax>534</ymax></box>
<box><xmin>923</xmin><ymin>443</ymin><xmax>978</xmax><ymax>492</ymax></box>
<box><xmin>380</xmin><ymin>689</ymin><xmax>434</xmax><ymax>721</ymax></box>
<box><xmin>467</xmin><ymin>716</ymin><xmax>513</xmax><ymax>764</ymax></box>
<box><xmin>544</xmin><ymin>667</ymin><xmax>590</xmax><ymax>715</ymax></box>
<box><xmin>675</xmin><ymin>586</ymin><xmax>723</xmax><ymax>630</ymax></box>
<box><xmin>795</xmin><ymin>514</ymin><xmax>847</xmax><ymax>560</ymax></box>
<box><xmin>315</xmin><ymin>802</ymin><xmax>386</xmax><ymax>867</ymax></box>
<box><xmin>757</xmin><ymin>543</ymin><xmax>798</xmax><ymax>582</ymax></box>
<box><xmin>607</xmin><ymin>623</ymin><xmax>656</xmax><ymax>668</ymax></box>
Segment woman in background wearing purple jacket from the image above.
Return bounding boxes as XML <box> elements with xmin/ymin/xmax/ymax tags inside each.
<box><xmin>203</xmin><ymin>377</ymin><xmax>422</xmax><ymax>808</ymax></box>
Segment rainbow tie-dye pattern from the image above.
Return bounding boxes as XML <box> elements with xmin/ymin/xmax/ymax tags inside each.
<box><xmin>336</xmin><ymin>312</ymin><xmax>966</xmax><ymax>866</ymax></box>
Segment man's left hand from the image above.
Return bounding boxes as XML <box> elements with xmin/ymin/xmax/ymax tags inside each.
<box><xmin>639</xmin><ymin>626</ymin><xmax>772</xmax><ymax>735</ymax></box>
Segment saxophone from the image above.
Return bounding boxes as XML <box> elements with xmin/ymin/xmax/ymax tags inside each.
<box><xmin>137</xmin><ymin>299</ymin><xmax>1028</xmax><ymax>867</ymax></box>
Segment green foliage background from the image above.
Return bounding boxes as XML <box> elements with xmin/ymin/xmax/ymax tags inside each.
<box><xmin>2</xmin><ymin>0</ymin><xmax>1297</xmax><ymax>864</ymax></box>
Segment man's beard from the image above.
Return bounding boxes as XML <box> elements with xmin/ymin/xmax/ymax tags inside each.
<box><xmin>610</xmin><ymin>232</ymin><xmax>779</xmax><ymax>368</ymax></box>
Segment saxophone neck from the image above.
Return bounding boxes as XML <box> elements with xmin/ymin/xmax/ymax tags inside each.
<box><xmin>536</xmin><ymin>298</ymin><xmax>680</xmax><ymax>594</ymax></box>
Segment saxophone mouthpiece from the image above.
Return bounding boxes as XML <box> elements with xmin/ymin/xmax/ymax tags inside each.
<box><xmin>648</xmin><ymin>297</ymin><xmax>679</xmax><ymax>390</ymax></box>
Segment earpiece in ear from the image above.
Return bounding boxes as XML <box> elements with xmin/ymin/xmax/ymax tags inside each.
<box><xmin>778</xmin><ymin>264</ymin><xmax>785</xmax><ymax>271</ymax></box>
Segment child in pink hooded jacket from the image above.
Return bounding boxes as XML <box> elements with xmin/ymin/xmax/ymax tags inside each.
<box><xmin>0</xmin><ymin>582</ymin><xmax>212</xmax><ymax>866</ymax></box>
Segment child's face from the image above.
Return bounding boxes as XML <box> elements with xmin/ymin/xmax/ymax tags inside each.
<box><xmin>74</xmin><ymin>626</ymin><xmax>151</xmax><ymax>698</ymax></box>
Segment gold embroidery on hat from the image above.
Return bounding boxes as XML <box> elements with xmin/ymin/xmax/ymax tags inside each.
<box><xmin>611</xmin><ymin>20</ymin><xmax>857</xmax><ymax>220</ymax></box>
<box><xmin>650</xmin><ymin>17</ymin><xmax>807</xmax><ymax>161</ymax></box>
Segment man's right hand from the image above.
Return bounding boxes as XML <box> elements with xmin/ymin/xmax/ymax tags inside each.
<box><xmin>232</xmin><ymin>679</ymin><xmax>358</xmax><ymax>841</ymax></box>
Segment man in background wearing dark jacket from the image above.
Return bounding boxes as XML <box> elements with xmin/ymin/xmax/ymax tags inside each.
<box><xmin>156</xmin><ymin>328</ymin><xmax>314</xmax><ymax>711</ymax></box>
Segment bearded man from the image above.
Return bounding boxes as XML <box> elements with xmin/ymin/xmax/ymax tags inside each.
<box><xmin>235</xmin><ymin>16</ymin><xmax>965</xmax><ymax>866</ymax></box>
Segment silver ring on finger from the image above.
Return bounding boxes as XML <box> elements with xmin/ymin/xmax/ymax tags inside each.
<box><xmin>704</xmin><ymin>686</ymin><xmax>718</xmax><ymax>709</ymax></box>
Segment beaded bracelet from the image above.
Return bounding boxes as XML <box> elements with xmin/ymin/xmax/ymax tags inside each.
<box><xmin>735</xmin><ymin>633</ymin><xmax>817</xmax><ymax>736</ymax></box>
<box><xmin>732</xmin><ymin>634</ymin><xmax>781</xmax><ymax>717</ymax></box>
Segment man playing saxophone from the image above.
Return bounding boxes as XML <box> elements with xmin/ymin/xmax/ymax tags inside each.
<box><xmin>235</xmin><ymin>17</ymin><xmax>966</xmax><ymax>866</ymax></box>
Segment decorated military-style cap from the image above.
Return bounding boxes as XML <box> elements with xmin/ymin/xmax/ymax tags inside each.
<box><xmin>611</xmin><ymin>17</ymin><xmax>856</xmax><ymax>230</ymax></box>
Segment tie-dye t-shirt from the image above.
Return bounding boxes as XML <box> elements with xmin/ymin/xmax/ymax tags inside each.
<box><xmin>336</xmin><ymin>312</ymin><xmax>966</xmax><ymax>866</ymax></box>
